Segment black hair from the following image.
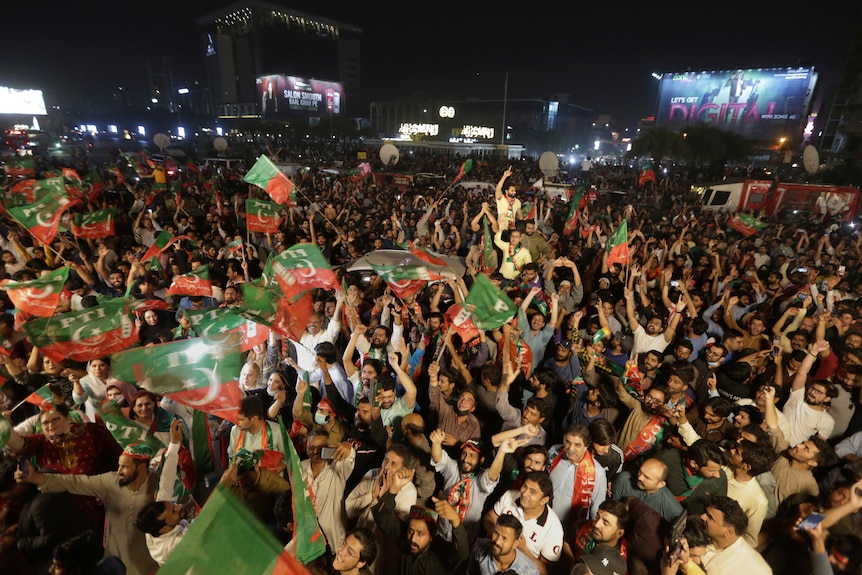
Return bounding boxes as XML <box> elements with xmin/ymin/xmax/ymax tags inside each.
<box><xmin>136</xmin><ymin>501</ymin><xmax>169</xmax><ymax>536</ymax></box>
<box><xmin>314</xmin><ymin>341</ymin><xmax>338</xmax><ymax>365</ymax></box>
<box><xmin>520</xmin><ymin>471</ymin><xmax>554</xmax><ymax>506</ymax></box>
<box><xmin>273</xmin><ymin>490</ymin><xmax>294</xmax><ymax>529</ymax></box>
<box><xmin>682</xmin><ymin>516</ymin><xmax>710</xmax><ymax>548</ymax></box>
<box><xmin>704</xmin><ymin>396</ymin><xmax>734</xmax><ymax>418</ymax></box>
<box><xmin>598</xmin><ymin>499</ymin><xmax>629</xmax><ymax>531</ymax></box>
<box><xmin>496</xmin><ymin>514</ymin><xmax>524</xmax><ymax>539</ymax></box>
<box><xmin>348</xmin><ymin>527</ymin><xmax>378</xmax><ymax>566</ymax></box>
<box><xmin>735</xmin><ymin>439</ymin><xmax>775</xmax><ymax>476</ymax></box>
<box><xmin>52</xmin><ymin>531</ymin><xmax>104</xmax><ymax>572</ymax></box>
<box><xmin>239</xmin><ymin>395</ymin><xmax>265</xmax><ymax>419</ymax></box>
<box><xmin>563</xmin><ymin>423</ymin><xmax>591</xmax><ymax>445</ymax></box>
<box><xmin>809</xmin><ymin>434</ymin><xmax>839</xmax><ymax>468</ymax></box>
<box><xmin>387</xmin><ymin>442</ymin><xmax>419</xmax><ymax>471</ymax></box>
<box><xmin>707</xmin><ymin>495</ymin><xmax>748</xmax><ymax>536</ymax></box>
<box><xmin>687</xmin><ymin>439</ymin><xmax>726</xmax><ymax>469</ymax></box>
<box><xmin>734</xmin><ymin>404</ymin><xmax>763</xmax><ymax>426</ymax></box>
<box><xmin>588</xmin><ymin>418</ymin><xmax>617</xmax><ymax>446</ymax></box>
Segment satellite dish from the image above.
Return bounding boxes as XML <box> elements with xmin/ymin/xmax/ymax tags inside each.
<box><xmin>213</xmin><ymin>137</ymin><xmax>229</xmax><ymax>155</ymax></box>
<box><xmin>803</xmin><ymin>145</ymin><xmax>820</xmax><ymax>174</ymax></box>
<box><xmin>538</xmin><ymin>151</ymin><xmax>559</xmax><ymax>178</ymax></box>
<box><xmin>153</xmin><ymin>133</ymin><xmax>170</xmax><ymax>151</ymax></box>
<box><xmin>379</xmin><ymin>143</ymin><xmax>400</xmax><ymax>167</ymax></box>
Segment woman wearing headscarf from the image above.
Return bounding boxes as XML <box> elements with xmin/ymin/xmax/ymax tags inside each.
<box><xmin>70</xmin><ymin>357</ymin><xmax>112</xmax><ymax>421</ymax></box>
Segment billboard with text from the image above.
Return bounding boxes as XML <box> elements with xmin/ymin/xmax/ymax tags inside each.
<box><xmin>256</xmin><ymin>75</ymin><xmax>343</xmax><ymax>117</ymax></box>
<box><xmin>655</xmin><ymin>67</ymin><xmax>816</xmax><ymax>141</ymax></box>
<box><xmin>0</xmin><ymin>86</ymin><xmax>47</xmax><ymax>115</ymax></box>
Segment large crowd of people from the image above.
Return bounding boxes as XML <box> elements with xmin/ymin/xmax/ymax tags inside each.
<box><xmin>0</xmin><ymin>142</ymin><xmax>861</xmax><ymax>575</ymax></box>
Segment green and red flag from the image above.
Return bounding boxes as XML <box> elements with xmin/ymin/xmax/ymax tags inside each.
<box><xmin>158</xmin><ymin>486</ymin><xmax>310</xmax><ymax>575</ymax></box>
<box><xmin>62</xmin><ymin>167</ymin><xmax>82</xmax><ymax>186</ymax></box>
<box><xmin>237</xmin><ymin>280</ymin><xmax>311</xmax><ymax>343</ymax></box>
<box><xmin>265</xmin><ymin>243</ymin><xmax>340</xmax><ymax>300</ymax></box>
<box><xmin>369</xmin><ymin>262</ymin><xmax>443</xmax><ymax>299</ymax></box>
<box><xmin>5</xmin><ymin>156</ymin><xmax>34</xmax><ymax>178</ymax></box>
<box><xmin>463</xmin><ymin>273</ymin><xmax>517</xmax><ymax>330</ymax></box>
<box><xmin>243</xmin><ymin>155</ymin><xmax>297</xmax><ymax>206</ymax></box>
<box><xmin>279</xmin><ymin>416</ymin><xmax>327</xmax><ymax>564</ymax></box>
<box><xmin>183</xmin><ymin>307</ymin><xmax>269</xmax><ymax>353</ymax></box>
<box><xmin>99</xmin><ymin>399</ymin><xmax>166</xmax><ymax>452</ymax></box>
<box><xmin>226</xmin><ymin>238</ymin><xmax>244</xmax><ymax>255</ymax></box>
<box><xmin>120</xmin><ymin>151</ymin><xmax>146</xmax><ymax>177</ymax></box>
<box><xmin>452</xmin><ymin>159</ymin><xmax>473</xmax><ymax>184</ymax></box>
<box><xmin>70</xmin><ymin>208</ymin><xmax>115</xmax><ymax>239</ymax></box>
<box><xmin>22</xmin><ymin>298</ymin><xmax>139</xmax><ymax>362</ymax></box>
<box><xmin>105</xmin><ymin>166</ymin><xmax>124</xmax><ymax>184</ymax></box>
<box><xmin>111</xmin><ymin>333</ymin><xmax>243</xmax><ymax>423</ymax></box>
<box><xmin>481</xmin><ymin>217</ymin><xmax>498</xmax><ymax>273</ymax></box>
<box><xmin>563</xmin><ymin>185</ymin><xmax>588</xmax><ymax>236</ymax></box>
<box><xmin>82</xmin><ymin>170</ymin><xmax>103</xmax><ymax>201</ymax></box>
<box><xmin>606</xmin><ymin>219</ymin><xmax>630</xmax><ymax>266</ymax></box>
<box><xmin>9</xmin><ymin>177</ymin><xmax>64</xmax><ymax>207</ymax></box>
<box><xmin>7</xmin><ymin>191</ymin><xmax>80</xmax><ymax>247</ymax></box>
<box><xmin>728</xmin><ymin>213</ymin><xmax>768</xmax><ymax>237</ymax></box>
<box><xmin>141</xmin><ymin>231</ymin><xmax>193</xmax><ymax>262</ymax></box>
<box><xmin>166</xmin><ymin>265</ymin><xmax>213</xmax><ymax>297</ymax></box>
<box><xmin>0</xmin><ymin>265</ymin><xmax>70</xmax><ymax>317</ymax></box>
<box><xmin>410</xmin><ymin>241</ymin><xmax>447</xmax><ymax>266</ymax></box>
<box><xmin>444</xmin><ymin>303</ymin><xmax>483</xmax><ymax>343</ymax></box>
<box><xmin>24</xmin><ymin>384</ymin><xmax>56</xmax><ymax>411</ymax></box>
<box><xmin>246</xmin><ymin>198</ymin><xmax>284</xmax><ymax>234</ymax></box>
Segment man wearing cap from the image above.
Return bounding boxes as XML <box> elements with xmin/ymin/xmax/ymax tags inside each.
<box><xmin>16</xmin><ymin>442</ymin><xmax>159</xmax><ymax>575</ymax></box>
<box><xmin>373</xmin><ymin>468</ymin><xmax>471</xmax><ymax>575</ymax></box>
<box><xmin>544</xmin><ymin>337</ymin><xmax>582</xmax><ymax>386</ymax></box>
<box><xmin>544</xmin><ymin>257</ymin><xmax>584</xmax><ymax>314</ymax></box>
<box><xmin>221</xmin><ymin>447</ymin><xmax>291</xmax><ymax>526</ymax></box>
<box><xmin>429</xmin><ymin>430</ymin><xmax>519</xmax><ymax>540</ymax></box>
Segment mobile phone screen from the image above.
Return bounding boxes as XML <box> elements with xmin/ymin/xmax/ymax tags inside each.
<box><xmin>796</xmin><ymin>512</ymin><xmax>825</xmax><ymax>530</ymax></box>
<box><xmin>320</xmin><ymin>447</ymin><xmax>336</xmax><ymax>460</ymax></box>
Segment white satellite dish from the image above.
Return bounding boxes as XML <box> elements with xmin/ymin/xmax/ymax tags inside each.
<box><xmin>153</xmin><ymin>133</ymin><xmax>171</xmax><ymax>151</ymax></box>
<box><xmin>802</xmin><ymin>145</ymin><xmax>820</xmax><ymax>174</ymax></box>
<box><xmin>213</xmin><ymin>137</ymin><xmax>229</xmax><ymax>154</ymax></box>
<box><xmin>379</xmin><ymin>143</ymin><xmax>400</xmax><ymax>167</ymax></box>
<box><xmin>538</xmin><ymin>151</ymin><xmax>559</xmax><ymax>178</ymax></box>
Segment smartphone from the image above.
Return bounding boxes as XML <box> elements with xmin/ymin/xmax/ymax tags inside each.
<box><xmin>669</xmin><ymin>280</ymin><xmax>679</xmax><ymax>288</ymax></box>
<box><xmin>370</xmin><ymin>379</ymin><xmax>379</xmax><ymax>408</ymax></box>
<box><xmin>772</xmin><ymin>337</ymin><xmax>781</xmax><ymax>356</ymax></box>
<box><xmin>796</xmin><ymin>511</ymin><xmax>826</xmax><ymax>530</ymax></box>
<box><xmin>668</xmin><ymin>510</ymin><xmax>688</xmax><ymax>560</ymax></box>
<box><xmin>320</xmin><ymin>447</ymin><xmax>336</xmax><ymax>460</ymax></box>
<box><xmin>799</xmin><ymin>293</ymin><xmax>808</xmax><ymax>301</ymax></box>
<box><xmin>17</xmin><ymin>459</ymin><xmax>28</xmax><ymax>479</ymax></box>
<box><xmin>838</xmin><ymin>265</ymin><xmax>846</xmax><ymax>276</ymax></box>
<box><xmin>797</xmin><ymin>267</ymin><xmax>809</xmax><ymax>273</ymax></box>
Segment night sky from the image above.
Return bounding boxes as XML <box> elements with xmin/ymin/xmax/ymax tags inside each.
<box><xmin>2</xmin><ymin>1</ymin><xmax>861</xmax><ymax>127</ymax></box>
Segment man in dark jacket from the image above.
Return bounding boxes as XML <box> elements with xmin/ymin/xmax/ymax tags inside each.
<box><xmin>373</xmin><ymin>467</ymin><xmax>470</xmax><ymax>575</ymax></box>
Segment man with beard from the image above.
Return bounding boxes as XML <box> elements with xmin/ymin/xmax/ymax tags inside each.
<box><xmin>544</xmin><ymin>339</ymin><xmax>581</xmax><ymax>387</ymax></box>
<box><xmin>813</xmin><ymin>333</ymin><xmax>862</xmax><ymax>439</ymax></box>
<box><xmin>624</xmin><ymin>287</ymin><xmax>685</xmax><ymax>358</ymax></box>
<box><xmin>428</xmin><ymin>361</ymin><xmax>481</xmax><ymax>445</ymax></box>
<box><xmin>521</xmin><ymin>220</ymin><xmax>550</xmax><ymax>266</ymax></box>
<box><xmin>294</xmin><ymin>295</ymin><xmax>344</xmax><ymax>372</ymax></box>
<box><xmin>471</xmin><ymin>515</ymin><xmax>540</xmax><ymax>575</ymax></box>
<box><xmin>430</xmin><ymin>432</ymin><xmax>519</xmax><ymax>540</ymax></box>
<box><xmin>346</xmin><ymin>397</ymin><xmax>387</xmax><ymax>494</ymax></box>
<box><xmin>566</xmin><ymin>499</ymin><xmax>629</xmax><ymax>568</ymax></box>
<box><xmin>782</xmin><ymin>339</ymin><xmax>836</xmax><ymax>445</ymax></box>
<box><xmin>495</xmin><ymin>165</ymin><xmax>522</xmax><ymax>232</ymax></box>
<box><xmin>16</xmin><ymin>443</ymin><xmax>159</xmax><ymax>575</ymax></box>
<box><xmin>613</xmin><ymin>377</ymin><xmax>670</xmax><ymax>462</ymax></box>
<box><xmin>398</xmin><ymin>412</ymin><xmax>437</xmax><ymax>505</ymax></box>
<box><xmin>762</xmin><ymin>384</ymin><xmax>838</xmax><ymax>506</ymax></box>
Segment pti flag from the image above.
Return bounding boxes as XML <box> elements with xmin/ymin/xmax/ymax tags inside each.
<box><xmin>279</xmin><ymin>416</ymin><xmax>327</xmax><ymax>564</ymax></box>
<box><xmin>606</xmin><ymin>219</ymin><xmax>630</xmax><ymax>266</ymax></box>
<box><xmin>157</xmin><ymin>486</ymin><xmax>308</xmax><ymax>575</ymax></box>
<box><xmin>166</xmin><ymin>265</ymin><xmax>213</xmax><ymax>297</ymax></box>
<box><xmin>183</xmin><ymin>307</ymin><xmax>269</xmax><ymax>353</ymax></box>
<box><xmin>7</xmin><ymin>190</ymin><xmax>79</xmax><ymax>246</ymax></box>
<box><xmin>463</xmin><ymin>273</ymin><xmax>517</xmax><ymax>330</ymax></box>
<box><xmin>243</xmin><ymin>154</ymin><xmax>297</xmax><ymax>206</ymax></box>
<box><xmin>481</xmin><ymin>217</ymin><xmax>498</xmax><ymax>273</ymax></box>
<box><xmin>563</xmin><ymin>184</ymin><xmax>587</xmax><ymax>237</ymax></box>
<box><xmin>111</xmin><ymin>332</ymin><xmax>243</xmax><ymax>403</ymax></box>
<box><xmin>246</xmin><ymin>198</ymin><xmax>284</xmax><ymax>234</ymax></box>
<box><xmin>728</xmin><ymin>213</ymin><xmax>768</xmax><ymax>237</ymax></box>
<box><xmin>369</xmin><ymin>263</ymin><xmax>442</xmax><ymax>300</ymax></box>
<box><xmin>0</xmin><ymin>414</ymin><xmax>10</xmax><ymax>452</ymax></box>
<box><xmin>444</xmin><ymin>303</ymin><xmax>483</xmax><ymax>343</ymax></box>
<box><xmin>5</xmin><ymin>156</ymin><xmax>35</xmax><ymax>177</ymax></box>
<box><xmin>99</xmin><ymin>399</ymin><xmax>166</xmax><ymax>453</ymax></box>
<box><xmin>141</xmin><ymin>230</ymin><xmax>192</xmax><ymax>262</ymax></box>
<box><xmin>410</xmin><ymin>241</ymin><xmax>447</xmax><ymax>267</ymax></box>
<box><xmin>0</xmin><ymin>265</ymin><xmax>70</xmax><ymax>317</ymax></box>
<box><xmin>25</xmin><ymin>384</ymin><xmax>57</xmax><ymax>411</ymax></box>
<box><xmin>23</xmin><ymin>299</ymin><xmax>139</xmax><ymax>362</ymax></box>
<box><xmin>70</xmin><ymin>208</ymin><xmax>115</xmax><ymax>239</ymax></box>
<box><xmin>265</xmin><ymin>243</ymin><xmax>340</xmax><ymax>300</ymax></box>
<box><xmin>452</xmin><ymin>159</ymin><xmax>473</xmax><ymax>184</ymax></box>
<box><xmin>237</xmin><ymin>280</ymin><xmax>310</xmax><ymax>343</ymax></box>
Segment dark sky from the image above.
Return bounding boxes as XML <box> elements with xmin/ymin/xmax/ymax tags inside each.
<box><xmin>2</xmin><ymin>1</ymin><xmax>861</xmax><ymax>127</ymax></box>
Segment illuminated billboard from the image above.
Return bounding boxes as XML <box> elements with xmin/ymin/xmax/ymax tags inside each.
<box><xmin>654</xmin><ymin>67</ymin><xmax>816</xmax><ymax>140</ymax></box>
<box><xmin>257</xmin><ymin>75</ymin><xmax>343</xmax><ymax>117</ymax></box>
<box><xmin>0</xmin><ymin>86</ymin><xmax>47</xmax><ymax>115</ymax></box>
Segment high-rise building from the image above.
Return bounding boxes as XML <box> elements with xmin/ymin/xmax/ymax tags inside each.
<box><xmin>196</xmin><ymin>1</ymin><xmax>362</xmax><ymax>120</ymax></box>
<box><xmin>821</xmin><ymin>19</ymin><xmax>862</xmax><ymax>164</ymax></box>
